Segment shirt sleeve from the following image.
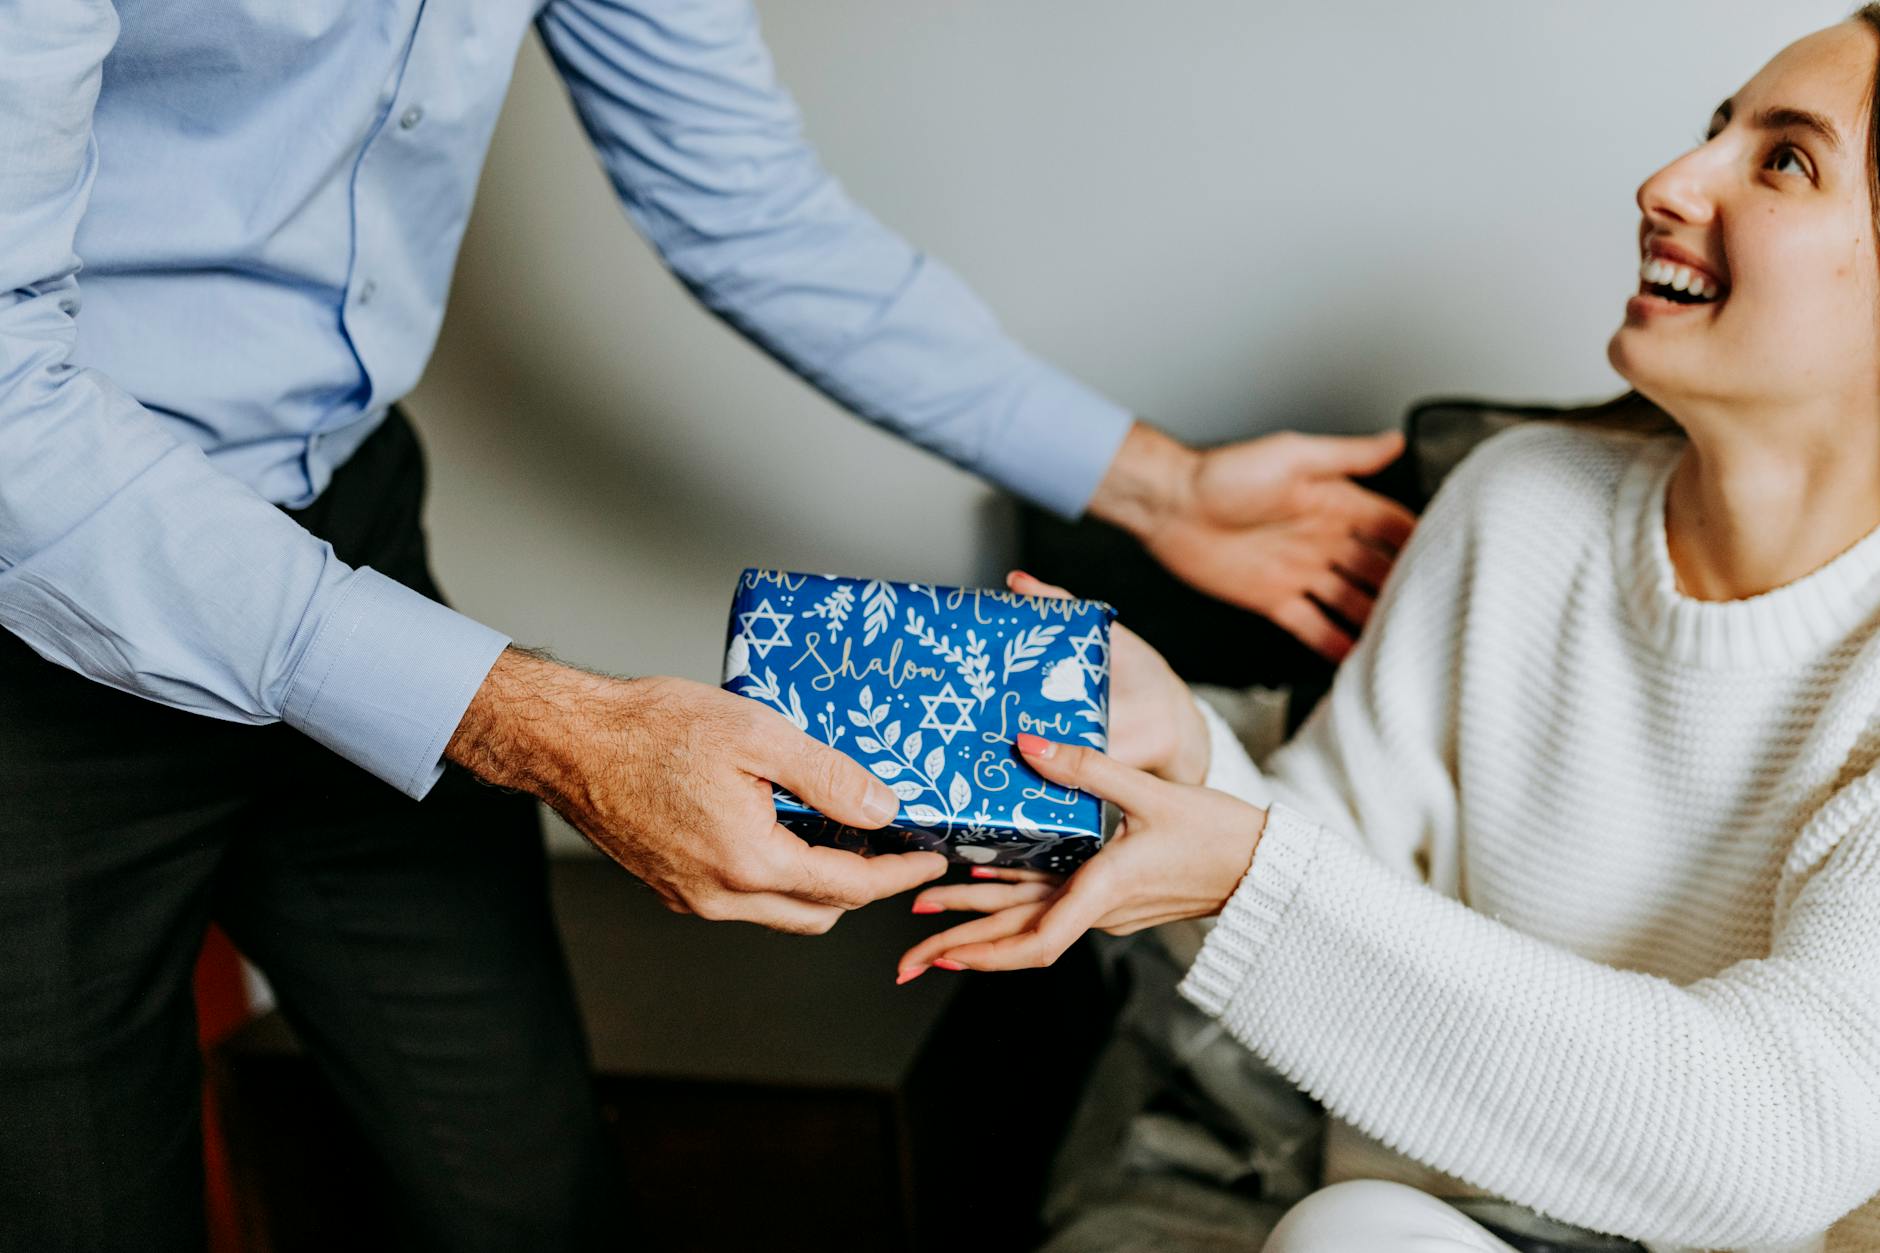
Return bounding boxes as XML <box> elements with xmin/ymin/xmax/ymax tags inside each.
<box><xmin>533</xmin><ymin>0</ymin><xmax>1134</xmax><ymax>519</ymax></box>
<box><xmin>0</xmin><ymin>2</ymin><xmax>508</xmax><ymax>800</ymax></box>
<box><xmin>1175</xmin><ymin>435</ymin><xmax>1880</xmax><ymax>1246</ymax></box>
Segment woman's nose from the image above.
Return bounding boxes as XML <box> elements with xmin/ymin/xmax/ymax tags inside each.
<box><xmin>1636</xmin><ymin>148</ymin><xmax>1717</xmax><ymax>227</ymax></box>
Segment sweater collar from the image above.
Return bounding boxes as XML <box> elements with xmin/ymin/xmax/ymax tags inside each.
<box><xmin>1616</xmin><ymin>437</ymin><xmax>1880</xmax><ymax>669</ymax></box>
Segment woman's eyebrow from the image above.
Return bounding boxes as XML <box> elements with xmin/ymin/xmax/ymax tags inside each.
<box><xmin>1753</xmin><ymin>104</ymin><xmax>1843</xmax><ymax>151</ymax></box>
<box><xmin>1710</xmin><ymin>98</ymin><xmax>1843</xmax><ymax>152</ymax></box>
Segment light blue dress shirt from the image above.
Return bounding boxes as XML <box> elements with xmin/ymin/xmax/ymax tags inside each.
<box><xmin>0</xmin><ymin>0</ymin><xmax>1133</xmax><ymax>799</ymax></box>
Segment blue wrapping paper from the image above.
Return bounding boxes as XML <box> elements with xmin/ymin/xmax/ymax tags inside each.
<box><xmin>722</xmin><ymin>569</ymin><xmax>1116</xmax><ymax>872</ymax></box>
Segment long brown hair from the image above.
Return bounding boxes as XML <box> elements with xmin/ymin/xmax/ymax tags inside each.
<box><xmin>1575</xmin><ymin>6</ymin><xmax>1880</xmax><ymax>436</ymax></box>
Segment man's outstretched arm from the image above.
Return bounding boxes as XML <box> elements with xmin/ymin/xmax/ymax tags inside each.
<box><xmin>536</xmin><ymin>0</ymin><xmax>1414</xmax><ymax>659</ymax></box>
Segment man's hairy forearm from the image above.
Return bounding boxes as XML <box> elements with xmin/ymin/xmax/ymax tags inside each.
<box><xmin>445</xmin><ymin>646</ymin><xmax>615</xmax><ymax>803</ymax></box>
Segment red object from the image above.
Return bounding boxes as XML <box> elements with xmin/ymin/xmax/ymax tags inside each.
<box><xmin>194</xmin><ymin>925</ymin><xmax>253</xmax><ymax>1253</ymax></box>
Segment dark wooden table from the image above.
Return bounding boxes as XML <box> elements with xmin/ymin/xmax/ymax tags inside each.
<box><xmin>214</xmin><ymin>856</ymin><xmax>1110</xmax><ymax>1252</ymax></box>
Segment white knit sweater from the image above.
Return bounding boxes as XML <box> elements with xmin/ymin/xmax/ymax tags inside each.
<box><xmin>1181</xmin><ymin>422</ymin><xmax>1880</xmax><ymax>1251</ymax></box>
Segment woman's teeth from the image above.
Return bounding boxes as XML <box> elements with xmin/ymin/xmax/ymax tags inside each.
<box><xmin>1639</xmin><ymin>257</ymin><xmax>1722</xmax><ymax>303</ymax></box>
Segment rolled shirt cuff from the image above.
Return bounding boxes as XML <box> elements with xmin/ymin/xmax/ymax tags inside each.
<box><xmin>972</xmin><ymin>363</ymin><xmax>1136</xmax><ymax>520</ymax></box>
<box><xmin>281</xmin><ymin>566</ymin><xmax>510</xmax><ymax>799</ymax></box>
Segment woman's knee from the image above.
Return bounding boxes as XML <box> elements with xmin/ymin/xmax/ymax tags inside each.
<box><xmin>1265</xmin><ymin>1180</ymin><xmax>1513</xmax><ymax>1252</ymax></box>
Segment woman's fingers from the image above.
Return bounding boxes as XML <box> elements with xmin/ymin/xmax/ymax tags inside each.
<box><xmin>1007</xmin><ymin>569</ymin><xmax>1074</xmax><ymax>601</ymax></box>
<box><xmin>936</xmin><ymin>881</ymin><xmax>1109</xmax><ymax>971</ymax></box>
<box><xmin>911</xmin><ymin>881</ymin><xmax>1057</xmax><ymax>915</ymax></box>
<box><xmin>1015</xmin><ymin>734</ymin><xmax>1169</xmax><ymax>814</ymax></box>
<box><xmin>967</xmin><ymin>865</ymin><xmax>1058</xmax><ymax>883</ymax></box>
<box><xmin>897</xmin><ymin>902</ymin><xmax>1051</xmax><ymax>980</ymax></box>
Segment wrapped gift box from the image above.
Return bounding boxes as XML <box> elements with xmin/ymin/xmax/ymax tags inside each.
<box><xmin>722</xmin><ymin>569</ymin><xmax>1115</xmax><ymax>872</ymax></box>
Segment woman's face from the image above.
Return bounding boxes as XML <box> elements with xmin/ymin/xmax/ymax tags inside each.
<box><xmin>1608</xmin><ymin>21</ymin><xmax>1880</xmax><ymax>420</ymax></box>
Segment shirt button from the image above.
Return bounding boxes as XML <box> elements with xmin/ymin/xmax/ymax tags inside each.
<box><xmin>399</xmin><ymin>105</ymin><xmax>425</xmax><ymax>130</ymax></box>
<box><xmin>357</xmin><ymin>279</ymin><xmax>377</xmax><ymax>305</ymax></box>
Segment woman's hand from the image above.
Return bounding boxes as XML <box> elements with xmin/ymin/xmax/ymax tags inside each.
<box><xmin>1006</xmin><ymin>571</ymin><xmax>1210</xmax><ymax>785</ymax></box>
<box><xmin>896</xmin><ymin>733</ymin><xmax>1266</xmax><ymax>981</ymax></box>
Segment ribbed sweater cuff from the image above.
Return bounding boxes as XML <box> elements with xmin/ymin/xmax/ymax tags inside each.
<box><xmin>1179</xmin><ymin>802</ymin><xmax>1324</xmax><ymax>1017</ymax></box>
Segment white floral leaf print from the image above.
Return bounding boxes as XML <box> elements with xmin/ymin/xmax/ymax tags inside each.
<box><xmin>1079</xmin><ymin>731</ymin><xmax>1106</xmax><ymax>746</ymax></box>
<box><xmin>847</xmin><ymin>710</ymin><xmax>872</xmax><ymax>728</ymax></box>
<box><xmin>870</xmin><ymin>761</ymin><xmax>904</xmax><ymax>779</ymax></box>
<box><xmin>948</xmin><ymin>772</ymin><xmax>971</xmax><ymax>812</ymax></box>
<box><xmin>905</xmin><ymin>804</ymin><xmax>945</xmax><ymax>827</ymax></box>
<box><xmin>804</xmin><ymin>583</ymin><xmax>856</xmax><ymax>636</ymax></box>
<box><xmin>902</xmin><ymin>730</ymin><xmax>922</xmax><ymax>760</ymax></box>
<box><xmin>859</xmin><ymin>685</ymin><xmax>874</xmax><ymax>712</ymax></box>
<box><xmin>890</xmin><ymin>780</ymin><xmax>926</xmax><ymax>801</ymax></box>
<box><xmin>854</xmin><ymin>736</ymin><xmax>883</xmax><ymax>753</ymax></box>
<box><xmin>923</xmin><ymin>746</ymin><xmax>945</xmax><ymax>780</ymax></box>
<box><xmin>870</xmin><ymin>702</ymin><xmax>889</xmax><ymax>728</ymax></box>
<box><xmin>1000</xmin><ymin>624</ymin><xmax>1062</xmax><ymax>681</ymax></box>
<box><xmin>786</xmin><ymin>686</ymin><xmax>808</xmax><ymax>731</ymax></box>
<box><xmin>862</xmin><ymin>580</ymin><xmax>898</xmax><ymax>645</ymax></box>
<box><xmin>882</xmin><ymin>720</ymin><xmax>901</xmax><ymax>748</ymax></box>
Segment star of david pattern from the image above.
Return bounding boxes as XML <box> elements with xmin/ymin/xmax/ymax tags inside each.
<box><xmin>1067</xmin><ymin>623</ymin><xmax>1109</xmax><ymax>681</ymax></box>
<box><xmin>917</xmin><ymin>682</ymin><xmax>978</xmax><ymax>745</ymax></box>
<box><xmin>737</xmin><ymin>597</ymin><xmax>795</xmax><ymax>658</ymax></box>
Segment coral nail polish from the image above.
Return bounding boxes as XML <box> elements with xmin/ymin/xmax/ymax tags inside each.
<box><xmin>1015</xmin><ymin>732</ymin><xmax>1052</xmax><ymax>758</ymax></box>
<box><xmin>969</xmin><ymin>867</ymin><xmax>998</xmax><ymax>879</ymax></box>
<box><xmin>911</xmin><ymin>900</ymin><xmax>942</xmax><ymax>915</ymax></box>
<box><xmin>896</xmin><ymin>966</ymin><xmax>928</xmax><ymax>985</ymax></box>
<box><xmin>932</xmin><ymin>958</ymin><xmax>966</xmax><ymax>972</ymax></box>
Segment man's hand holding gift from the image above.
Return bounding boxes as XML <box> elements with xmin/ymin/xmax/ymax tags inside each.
<box><xmin>448</xmin><ymin>652</ymin><xmax>947</xmax><ymax>935</ymax></box>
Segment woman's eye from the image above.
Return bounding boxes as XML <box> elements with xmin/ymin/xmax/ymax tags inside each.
<box><xmin>1766</xmin><ymin>144</ymin><xmax>1811</xmax><ymax>178</ymax></box>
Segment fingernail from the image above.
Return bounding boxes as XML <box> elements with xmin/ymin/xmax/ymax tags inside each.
<box><xmin>863</xmin><ymin>790</ymin><xmax>899</xmax><ymax>825</ymax></box>
<box><xmin>1015</xmin><ymin>732</ymin><xmax>1053</xmax><ymax>759</ymax></box>
<box><xmin>896</xmin><ymin>966</ymin><xmax>928</xmax><ymax>985</ymax></box>
<box><xmin>932</xmin><ymin>958</ymin><xmax>967</xmax><ymax>972</ymax></box>
<box><xmin>911</xmin><ymin>900</ymin><xmax>942</xmax><ymax>915</ymax></box>
<box><xmin>970</xmin><ymin>867</ymin><xmax>998</xmax><ymax>879</ymax></box>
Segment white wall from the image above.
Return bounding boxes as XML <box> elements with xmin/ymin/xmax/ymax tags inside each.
<box><xmin>405</xmin><ymin>1</ymin><xmax>1851</xmax><ymax>843</ymax></box>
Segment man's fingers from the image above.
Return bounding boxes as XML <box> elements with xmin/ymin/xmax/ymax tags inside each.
<box><xmin>1283</xmin><ymin>429</ymin><xmax>1406</xmax><ymax>479</ymax></box>
<box><xmin>767</xmin><ymin>734</ymin><xmax>900</xmax><ymax>830</ymax></box>
<box><xmin>785</xmin><ymin>842</ymin><xmax>947</xmax><ymax>908</ymax></box>
<box><xmin>1013</xmin><ymin>734</ymin><xmax>1166</xmax><ymax>814</ymax></box>
<box><xmin>1311</xmin><ymin>574</ymin><xmax>1375</xmax><ymax>632</ymax></box>
<box><xmin>1267</xmin><ymin>596</ymin><xmax>1354</xmax><ymax>663</ymax></box>
<box><xmin>1343</xmin><ymin>485</ymin><xmax>1417</xmax><ymax>554</ymax></box>
<box><xmin>689</xmin><ymin>889</ymin><xmax>844</xmax><ymax>935</ymax></box>
<box><xmin>912</xmin><ymin>881</ymin><xmax>1057</xmax><ymax>915</ymax></box>
<box><xmin>1332</xmin><ymin>539</ymin><xmax>1393</xmax><ymax>595</ymax></box>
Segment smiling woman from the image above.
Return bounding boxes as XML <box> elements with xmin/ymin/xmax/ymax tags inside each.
<box><xmin>898</xmin><ymin>11</ymin><xmax>1880</xmax><ymax>1252</ymax></box>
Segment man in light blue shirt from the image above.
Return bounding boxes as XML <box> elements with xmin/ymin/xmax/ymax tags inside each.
<box><xmin>0</xmin><ymin>1</ymin><xmax>1413</xmax><ymax>1247</ymax></box>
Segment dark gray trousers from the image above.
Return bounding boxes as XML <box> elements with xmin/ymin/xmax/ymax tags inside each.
<box><xmin>0</xmin><ymin>411</ymin><xmax>624</xmax><ymax>1251</ymax></box>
